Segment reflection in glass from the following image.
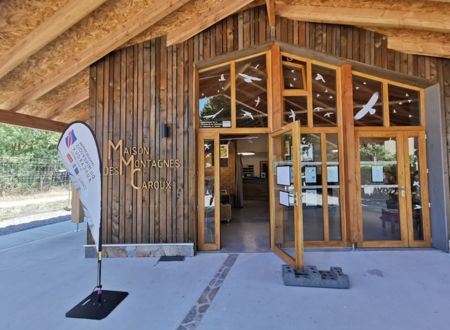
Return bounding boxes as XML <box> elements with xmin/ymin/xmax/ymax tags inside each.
<box><xmin>360</xmin><ymin>137</ymin><xmax>400</xmax><ymax>241</ymax></box>
<box><xmin>273</xmin><ymin>133</ymin><xmax>296</xmax><ymax>260</ymax></box>
<box><xmin>236</xmin><ymin>55</ymin><xmax>268</xmax><ymax>127</ymax></box>
<box><xmin>199</xmin><ymin>65</ymin><xmax>231</xmax><ymax>128</ymax></box>
<box><xmin>312</xmin><ymin>65</ymin><xmax>337</xmax><ymax>126</ymax></box>
<box><xmin>389</xmin><ymin>85</ymin><xmax>421</xmax><ymax>126</ymax></box>
<box><xmin>204</xmin><ymin>140</ymin><xmax>215</xmax><ymax>244</ymax></box>
<box><xmin>353</xmin><ymin>75</ymin><xmax>383</xmax><ymax>126</ymax></box>
<box><xmin>282</xmin><ymin>56</ymin><xmax>306</xmax><ymax>90</ymax></box>
<box><xmin>301</xmin><ymin>134</ymin><xmax>324</xmax><ymax>240</ymax></box>
<box><xmin>326</xmin><ymin>134</ymin><xmax>341</xmax><ymax>240</ymax></box>
<box><xmin>283</xmin><ymin>96</ymin><xmax>308</xmax><ymax>125</ymax></box>
<box><xmin>408</xmin><ymin>137</ymin><xmax>424</xmax><ymax>240</ymax></box>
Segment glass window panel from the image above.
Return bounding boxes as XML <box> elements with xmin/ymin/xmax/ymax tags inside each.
<box><xmin>326</xmin><ymin>134</ymin><xmax>341</xmax><ymax>240</ymax></box>
<box><xmin>236</xmin><ymin>55</ymin><xmax>268</xmax><ymax>128</ymax></box>
<box><xmin>360</xmin><ymin>137</ymin><xmax>401</xmax><ymax>241</ymax></box>
<box><xmin>283</xmin><ymin>96</ymin><xmax>308</xmax><ymax>125</ymax></box>
<box><xmin>408</xmin><ymin>136</ymin><xmax>424</xmax><ymax>240</ymax></box>
<box><xmin>353</xmin><ymin>75</ymin><xmax>384</xmax><ymax>126</ymax></box>
<box><xmin>301</xmin><ymin>134</ymin><xmax>324</xmax><ymax>240</ymax></box>
<box><xmin>282</xmin><ymin>56</ymin><xmax>307</xmax><ymax>90</ymax></box>
<box><xmin>199</xmin><ymin>65</ymin><xmax>232</xmax><ymax>128</ymax></box>
<box><xmin>389</xmin><ymin>85</ymin><xmax>421</xmax><ymax>126</ymax></box>
<box><xmin>273</xmin><ymin>133</ymin><xmax>296</xmax><ymax>259</ymax></box>
<box><xmin>204</xmin><ymin>140</ymin><xmax>215</xmax><ymax>244</ymax></box>
<box><xmin>312</xmin><ymin>65</ymin><xmax>337</xmax><ymax>126</ymax></box>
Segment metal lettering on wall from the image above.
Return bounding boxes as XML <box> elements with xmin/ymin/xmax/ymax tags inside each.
<box><xmin>104</xmin><ymin>140</ymin><xmax>180</xmax><ymax>190</ymax></box>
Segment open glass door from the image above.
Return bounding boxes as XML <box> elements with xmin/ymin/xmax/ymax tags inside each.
<box><xmin>197</xmin><ymin>132</ymin><xmax>220</xmax><ymax>250</ymax></box>
<box><xmin>269</xmin><ymin>121</ymin><xmax>304</xmax><ymax>268</ymax></box>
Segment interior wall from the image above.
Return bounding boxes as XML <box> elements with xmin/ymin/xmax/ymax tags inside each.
<box><xmin>220</xmin><ymin>142</ymin><xmax>236</xmax><ymax>195</ymax></box>
<box><xmin>237</xmin><ymin>136</ymin><xmax>268</xmax><ymax>178</ymax></box>
<box><xmin>90</xmin><ymin>5</ymin><xmax>450</xmax><ymax>245</ymax></box>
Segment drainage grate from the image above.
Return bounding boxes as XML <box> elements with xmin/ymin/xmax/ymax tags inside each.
<box><xmin>158</xmin><ymin>256</ymin><xmax>185</xmax><ymax>262</ymax></box>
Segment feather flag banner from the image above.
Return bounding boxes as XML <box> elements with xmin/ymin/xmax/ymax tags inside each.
<box><xmin>57</xmin><ymin>122</ymin><xmax>102</xmax><ymax>251</ymax></box>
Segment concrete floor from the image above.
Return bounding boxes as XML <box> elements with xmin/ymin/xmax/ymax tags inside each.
<box><xmin>220</xmin><ymin>200</ymin><xmax>270</xmax><ymax>253</ymax></box>
<box><xmin>1</xmin><ymin>222</ymin><xmax>450</xmax><ymax>330</ymax></box>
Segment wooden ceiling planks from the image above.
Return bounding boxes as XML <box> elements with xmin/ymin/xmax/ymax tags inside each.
<box><xmin>275</xmin><ymin>0</ymin><xmax>450</xmax><ymax>33</ymax></box>
<box><xmin>165</xmin><ymin>0</ymin><xmax>255</xmax><ymax>46</ymax></box>
<box><xmin>0</xmin><ymin>0</ymin><xmax>106</xmax><ymax>80</ymax></box>
<box><xmin>0</xmin><ymin>0</ymin><xmax>191</xmax><ymax>112</ymax></box>
<box><xmin>0</xmin><ymin>0</ymin><xmax>449</xmax><ymax>130</ymax></box>
<box><xmin>15</xmin><ymin>69</ymin><xmax>89</xmax><ymax>118</ymax></box>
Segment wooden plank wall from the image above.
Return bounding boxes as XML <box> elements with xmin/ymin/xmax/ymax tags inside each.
<box><xmin>90</xmin><ymin>6</ymin><xmax>450</xmax><ymax>245</ymax></box>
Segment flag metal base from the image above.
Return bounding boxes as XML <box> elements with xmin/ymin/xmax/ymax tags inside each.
<box><xmin>65</xmin><ymin>289</ymin><xmax>128</xmax><ymax>320</ymax></box>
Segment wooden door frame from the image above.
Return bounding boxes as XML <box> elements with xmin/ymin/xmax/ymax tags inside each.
<box><xmin>269</xmin><ymin>121</ymin><xmax>304</xmax><ymax>268</ymax></box>
<box><xmin>355</xmin><ymin>130</ymin><xmax>431</xmax><ymax>248</ymax></box>
<box><xmin>197</xmin><ymin>131</ymin><xmax>221</xmax><ymax>250</ymax></box>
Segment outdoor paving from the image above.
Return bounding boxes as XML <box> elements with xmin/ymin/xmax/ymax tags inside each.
<box><xmin>1</xmin><ymin>223</ymin><xmax>450</xmax><ymax>330</ymax></box>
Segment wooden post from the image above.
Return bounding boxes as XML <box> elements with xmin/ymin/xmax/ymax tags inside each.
<box><xmin>71</xmin><ymin>186</ymin><xmax>84</xmax><ymax>224</ymax></box>
<box><xmin>270</xmin><ymin>44</ymin><xmax>283</xmax><ymax>131</ymax></box>
<box><xmin>340</xmin><ymin>64</ymin><xmax>358</xmax><ymax>245</ymax></box>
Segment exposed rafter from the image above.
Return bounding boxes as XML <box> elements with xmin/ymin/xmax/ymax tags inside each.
<box><xmin>166</xmin><ymin>0</ymin><xmax>255</xmax><ymax>46</ymax></box>
<box><xmin>265</xmin><ymin>0</ymin><xmax>276</xmax><ymax>28</ymax></box>
<box><xmin>0</xmin><ymin>110</ymin><xmax>67</xmax><ymax>132</ymax></box>
<box><xmin>0</xmin><ymin>0</ymin><xmax>191</xmax><ymax>112</ymax></box>
<box><xmin>362</xmin><ymin>27</ymin><xmax>450</xmax><ymax>59</ymax></box>
<box><xmin>275</xmin><ymin>0</ymin><xmax>450</xmax><ymax>33</ymax></box>
<box><xmin>0</xmin><ymin>0</ymin><xmax>106</xmax><ymax>80</ymax></box>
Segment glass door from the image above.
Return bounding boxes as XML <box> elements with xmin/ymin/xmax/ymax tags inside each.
<box><xmin>356</xmin><ymin>131</ymin><xmax>431</xmax><ymax>247</ymax></box>
<box><xmin>197</xmin><ymin>132</ymin><xmax>220</xmax><ymax>250</ymax></box>
<box><xmin>269</xmin><ymin>121</ymin><xmax>304</xmax><ymax>268</ymax></box>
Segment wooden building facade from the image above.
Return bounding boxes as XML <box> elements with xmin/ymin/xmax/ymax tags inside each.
<box><xmin>88</xmin><ymin>6</ymin><xmax>450</xmax><ymax>258</ymax></box>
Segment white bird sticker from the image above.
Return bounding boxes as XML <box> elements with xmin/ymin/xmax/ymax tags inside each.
<box><xmin>354</xmin><ymin>92</ymin><xmax>379</xmax><ymax>120</ymax></box>
<box><xmin>255</xmin><ymin>96</ymin><xmax>260</xmax><ymax>107</ymax></box>
<box><xmin>204</xmin><ymin>144</ymin><xmax>210</xmax><ymax>150</ymax></box>
<box><xmin>313</xmin><ymin>107</ymin><xmax>324</xmax><ymax>112</ymax></box>
<box><xmin>203</xmin><ymin>108</ymin><xmax>224</xmax><ymax>120</ymax></box>
<box><xmin>324</xmin><ymin>112</ymin><xmax>333</xmax><ymax>118</ymax></box>
<box><xmin>238</xmin><ymin>73</ymin><xmax>262</xmax><ymax>83</ymax></box>
<box><xmin>254</xmin><ymin>64</ymin><xmax>260</xmax><ymax>70</ymax></box>
<box><xmin>218</xmin><ymin>74</ymin><xmax>226</xmax><ymax>82</ymax></box>
<box><xmin>315</xmin><ymin>73</ymin><xmax>326</xmax><ymax>83</ymax></box>
<box><xmin>288</xmin><ymin>109</ymin><xmax>296</xmax><ymax>122</ymax></box>
<box><xmin>241</xmin><ymin>109</ymin><xmax>254</xmax><ymax>120</ymax></box>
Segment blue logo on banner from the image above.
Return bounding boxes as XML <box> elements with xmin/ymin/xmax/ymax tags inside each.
<box><xmin>65</xmin><ymin>130</ymin><xmax>77</xmax><ymax>148</ymax></box>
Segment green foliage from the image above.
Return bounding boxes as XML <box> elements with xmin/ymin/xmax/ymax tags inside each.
<box><xmin>0</xmin><ymin>124</ymin><xmax>60</xmax><ymax>159</ymax></box>
<box><xmin>0</xmin><ymin>124</ymin><xmax>66</xmax><ymax>195</ymax></box>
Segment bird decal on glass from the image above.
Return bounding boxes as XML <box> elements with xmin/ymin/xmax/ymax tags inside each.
<box><xmin>288</xmin><ymin>109</ymin><xmax>296</xmax><ymax>122</ymax></box>
<box><xmin>313</xmin><ymin>107</ymin><xmax>324</xmax><ymax>112</ymax></box>
<box><xmin>254</xmin><ymin>64</ymin><xmax>260</xmax><ymax>70</ymax></box>
<box><xmin>315</xmin><ymin>73</ymin><xmax>326</xmax><ymax>83</ymax></box>
<box><xmin>354</xmin><ymin>92</ymin><xmax>379</xmax><ymax>120</ymax></box>
<box><xmin>218</xmin><ymin>74</ymin><xmax>226</xmax><ymax>82</ymax></box>
<box><xmin>241</xmin><ymin>109</ymin><xmax>254</xmax><ymax>120</ymax></box>
<box><xmin>255</xmin><ymin>96</ymin><xmax>261</xmax><ymax>107</ymax></box>
<box><xmin>238</xmin><ymin>73</ymin><xmax>262</xmax><ymax>83</ymax></box>
<box><xmin>203</xmin><ymin>108</ymin><xmax>224</xmax><ymax>120</ymax></box>
<box><xmin>324</xmin><ymin>112</ymin><xmax>333</xmax><ymax>118</ymax></box>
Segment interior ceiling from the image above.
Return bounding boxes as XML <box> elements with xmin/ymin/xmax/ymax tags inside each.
<box><xmin>0</xmin><ymin>0</ymin><xmax>449</xmax><ymax>131</ymax></box>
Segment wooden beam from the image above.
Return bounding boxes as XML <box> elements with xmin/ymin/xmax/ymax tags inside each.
<box><xmin>15</xmin><ymin>69</ymin><xmax>89</xmax><ymax>118</ymax></box>
<box><xmin>0</xmin><ymin>0</ymin><xmax>106</xmax><ymax>80</ymax></box>
<box><xmin>275</xmin><ymin>0</ymin><xmax>450</xmax><ymax>33</ymax></box>
<box><xmin>266</xmin><ymin>0</ymin><xmax>276</xmax><ymax>28</ymax></box>
<box><xmin>0</xmin><ymin>0</ymin><xmax>191</xmax><ymax>112</ymax></box>
<box><xmin>166</xmin><ymin>0</ymin><xmax>255</xmax><ymax>46</ymax></box>
<box><xmin>340</xmin><ymin>64</ymin><xmax>358</xmax><ymax>245</ymax></box>
<box><xmin>362</xmin><ymin>27</ymin><xmax>450</xmax><ymax>59</ymax></box>
<box><xmin>269</xmin><ymin>44</ymin><xmax>283</xmax><ymax>130</ymax></box>
<box><xmin>0</xmin><ymin>110</ymin><xmax>67</xmax><ymax>132</ymax></box>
